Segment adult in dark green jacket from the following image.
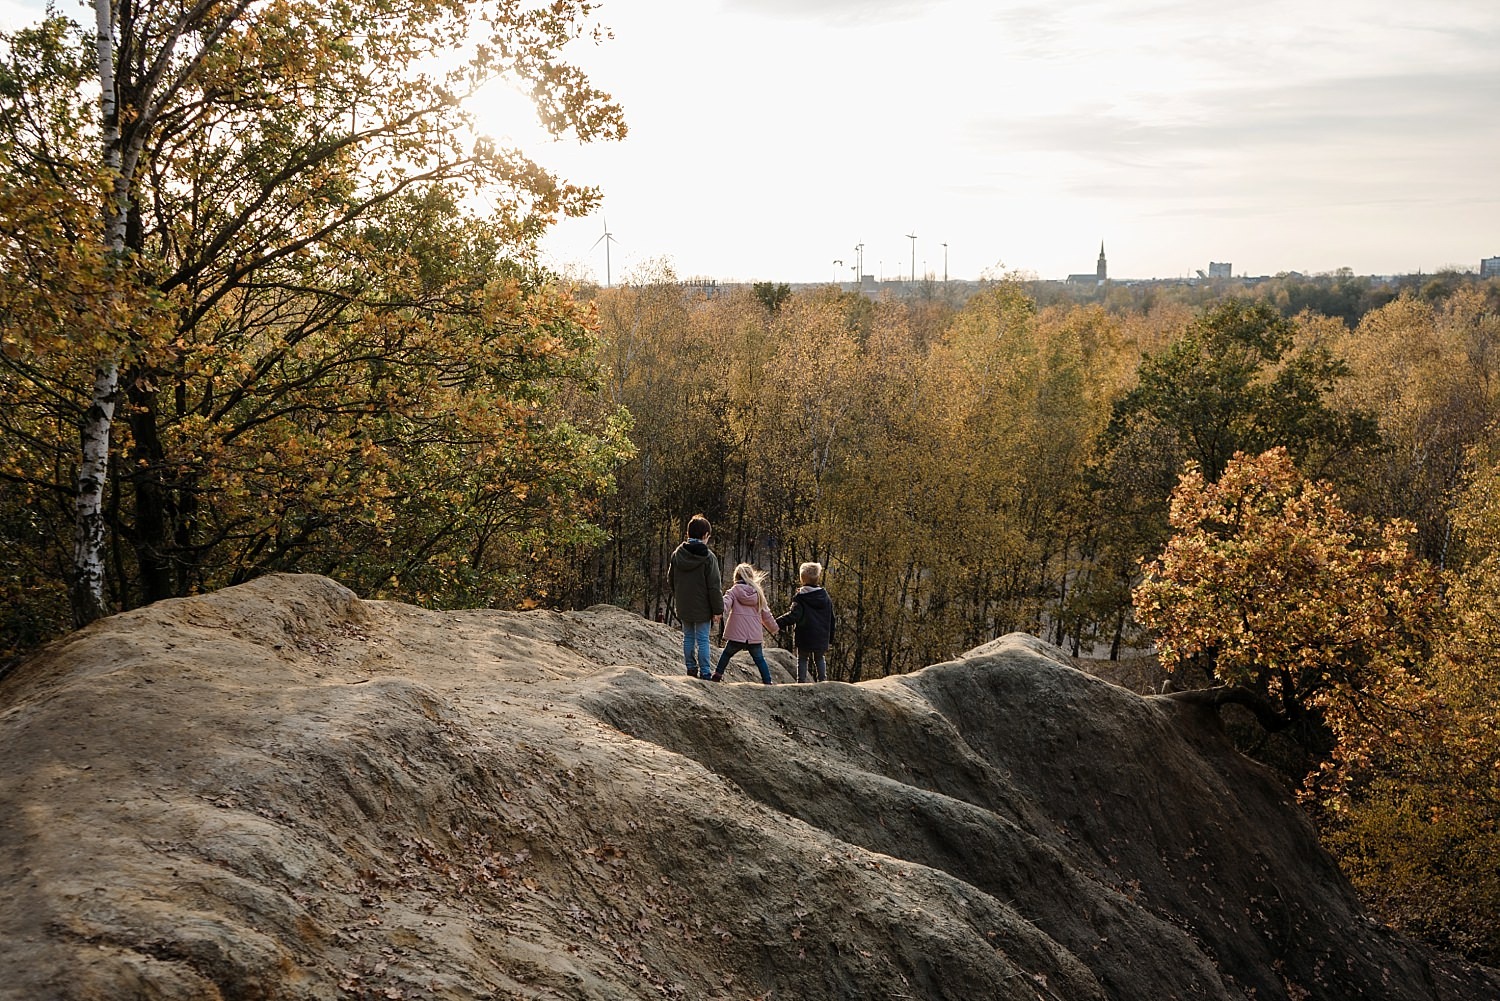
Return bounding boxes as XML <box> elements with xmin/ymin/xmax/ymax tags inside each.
<box><xmin>668</xmin><ymin>514</ymin><xmax>722</xmax><ymax>679</ymax></box>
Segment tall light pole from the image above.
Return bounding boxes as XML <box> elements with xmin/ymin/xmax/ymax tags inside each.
<box><xmin>942</xmin><ymin>242</ymin><xmax>948</xmax><ymax>283</ymax></box>
<box><xmin>906</xmin><ymin>232</ymin><xmax>917</xmax><ymax>283</ymax></box>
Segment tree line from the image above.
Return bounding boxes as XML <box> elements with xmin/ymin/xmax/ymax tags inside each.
<box><xmin>577</xmin><ymin>269</ymin><xmax>1500</xmax><ymax>668</ymax></box>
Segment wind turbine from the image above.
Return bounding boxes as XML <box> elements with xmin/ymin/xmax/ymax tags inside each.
<box><xmin>832</xmin><ymin>259</ymin><xmax>844</xmax><ymax>285</ymax></box>
<box><xmin>591</xmin><ymin>218</ymin><xmax>617</xmax><ymax>287</ymax></box>
<box><xmin>906</xmin><ymin>232</ymin><xmax>917</xmax><ymax>283</ymax></box>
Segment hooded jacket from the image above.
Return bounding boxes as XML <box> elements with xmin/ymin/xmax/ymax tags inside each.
<box><xmin>722</xmin><ymin>582</ymin><xmax>779</xmax><ymax>644</ymax></box>
<box><xmin>776</xmin><ymin>586</ymin><xmax>835</xmax><ymax>651</ymax></box>
<box><xmin>668</xmin><ymin>538</ymin><xmax>722</xmax><ymax>624</ymax></box>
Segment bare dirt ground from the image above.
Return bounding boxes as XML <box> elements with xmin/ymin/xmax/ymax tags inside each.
<box><xmin>1</xmin><ymin>574</ymin><xmax>1495</xmax><ymax>1001</ymax></box>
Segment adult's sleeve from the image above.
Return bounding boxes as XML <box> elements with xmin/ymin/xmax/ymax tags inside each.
<box><xmin>706</xmin><ymin>556</ymin><xmax>723</xmax><ymax>612</ymax></box>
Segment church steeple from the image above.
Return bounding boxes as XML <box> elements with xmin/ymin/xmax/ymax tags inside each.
<box><xmin>1097</xmin><ymin>241</ymin><xmax>1107</xmax><ymax>281</ymax></box>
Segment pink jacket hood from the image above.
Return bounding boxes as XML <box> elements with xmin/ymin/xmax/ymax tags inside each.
<box><xmin>722</xmin><ymin>582</ymin><xmax>779</xmax><ymax>643</ymax></box>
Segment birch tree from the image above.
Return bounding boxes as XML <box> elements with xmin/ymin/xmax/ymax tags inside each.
<box><xmin>1</xmin><ymin>0</ymin><xmax>625</xmax><ymax>626</ymax></box>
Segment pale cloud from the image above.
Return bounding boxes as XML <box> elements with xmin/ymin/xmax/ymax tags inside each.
<box><xmin>721</xmin><ymin>0</ymin><xmax>932</xmax><ymax>25</ymax></box>
<box><xmin>0</xmin><ymin>0</ymin><xmax>40</xmax><ymax>30</ymax></box>
<box><xmin>978</xmin><ymin>64</ymin><xmax>1498</xmax><ymax>169</ymax></box>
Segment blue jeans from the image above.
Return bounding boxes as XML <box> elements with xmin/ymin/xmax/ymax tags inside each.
<box><xmin>715</xmin><ymin>641</ymin><xmax>773</xmax><ymax>685</ymax></box>
<box><xmin>682</xmin><ymin>620</ymin><xmax>713</xmax><ymax>678</ymax></box>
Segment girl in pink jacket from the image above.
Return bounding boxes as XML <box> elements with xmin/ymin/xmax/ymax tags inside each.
<box><xmin>710</xmin><ymin>563</ymin><xmax>780</xmax><ymax>684</ymax></box>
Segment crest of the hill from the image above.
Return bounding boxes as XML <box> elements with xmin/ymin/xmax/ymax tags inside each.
<box><xmin>1</xmin><ymin>574</ymin><xmax>1495</xmax><ymax>1001</ymax></box>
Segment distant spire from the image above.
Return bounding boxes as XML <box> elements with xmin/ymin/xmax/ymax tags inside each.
<box><xmin>1097</xmin><ymin>241</ymin><xmax>1107</xmax><ymax>281</ymax></box>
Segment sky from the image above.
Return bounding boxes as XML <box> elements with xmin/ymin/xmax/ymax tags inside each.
<box><xmin>6</xmin><ymin>0</ymin><xmax>1499</xmax><ymax>284</ymax></box>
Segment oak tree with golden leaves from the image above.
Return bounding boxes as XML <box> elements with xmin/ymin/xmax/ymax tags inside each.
<box><xmin>1134</xmin><ymin>447</ymin><xmax>1440</xmax><ymax>782</ymax></box>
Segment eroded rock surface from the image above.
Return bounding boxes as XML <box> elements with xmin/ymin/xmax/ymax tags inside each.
<box><xmin>2</xmin><ymin>574</ymin><xmax>1495</xmax><ymax>1000</ymax></box>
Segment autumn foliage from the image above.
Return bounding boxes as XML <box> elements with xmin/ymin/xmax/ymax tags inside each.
<box><xmin>1134</xmin><ymin>449</ymin><xmax>1440</xmax><ymax>776</ymax></box>
<box><xmin>1132</xmin><ymin>447</ymin><xmax>1500</xmax><ymax>962</ymax></box>
<box><xmin>1319</xmin><ymin>452</ymin><xmax>1500</xmax><ymax>963</ymax></box>
<box><xmin>1</xmin><ymin>2</ymin><xmax>630</xmax><ymax>636</ymax></box>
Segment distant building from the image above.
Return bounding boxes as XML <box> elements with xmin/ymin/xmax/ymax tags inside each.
<box><xmin>1068</xmin><ymin>241</ymin><xmax>1108</xmax><ymax>284</ymax></box>
<box><xmin>1209</xmin><ymin>262</ymin><xmax>1232</xmax><ymax>279</ymax></box>
<box><xmin>683</xmin><ymin>278</ymin><xmax>722</xmax><ymax>297</ymax></box>
<box><xmin>1482</xmin><ymin>256</ymin><xmax>1500</xmax><ymax>278</ymax></box>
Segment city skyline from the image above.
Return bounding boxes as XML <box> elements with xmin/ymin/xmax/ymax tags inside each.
<box><xmin>518</xmin><ymin>0</ymin><xmax>1500</xmax><ymax>285</ymax></box>
<box><xmin>5</xmin><ymin>0</ymin><xmax>1498</xmax><ymax>284</ymax></box>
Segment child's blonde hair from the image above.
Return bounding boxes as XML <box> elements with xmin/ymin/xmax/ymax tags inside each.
<box><xmin>733</xmin><ymin>562</ymin><xmax>769</xmax><ymax>609</ymax></box>
<box><xmin>799</xmin><ymin>562</ymin><xmax>823</xmax><ymax>586</ymax></box>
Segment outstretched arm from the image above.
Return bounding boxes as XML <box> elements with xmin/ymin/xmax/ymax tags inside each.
<box><xmin>760</xmin><ymin>607</ymin><xmax>779</xmax><ymax>635</ymax></box>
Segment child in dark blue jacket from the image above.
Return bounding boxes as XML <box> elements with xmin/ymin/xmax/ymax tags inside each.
<box><xmin>776</xmin><ymin>562</ymin><xmax>836</xmax><ymax>683</ymax></box>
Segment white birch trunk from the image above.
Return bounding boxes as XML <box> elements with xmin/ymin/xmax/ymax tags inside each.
<box><xmin>71</xmin><ymin>0</ymin><xmax>125</xmax><ymax>625</ymax></box>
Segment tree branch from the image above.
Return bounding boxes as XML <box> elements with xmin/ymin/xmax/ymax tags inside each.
<box><xmin>1164</xmin><ymin>685</ymin><xmax>1291</xmax><ymax>732</ymax></box>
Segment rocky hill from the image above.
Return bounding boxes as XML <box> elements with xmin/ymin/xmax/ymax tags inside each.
<box><xmin>1</xmin><ymin>574</ymin><xmax>1495</xmax><ymax>1001</ymax></box>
